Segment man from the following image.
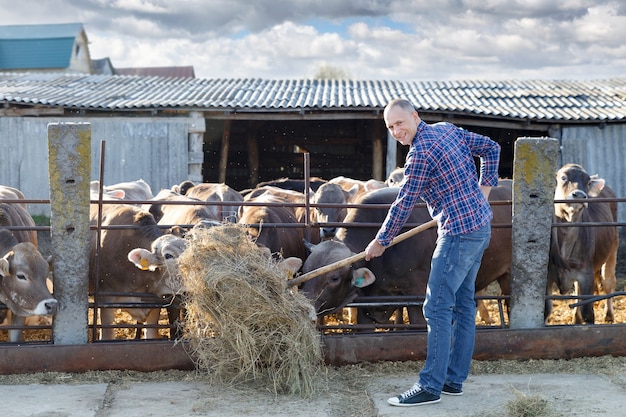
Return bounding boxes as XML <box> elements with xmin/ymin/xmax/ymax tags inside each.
<box><xmin>365</xmin><ymin>98</ymin><xmax>500</xmax><ymax>407</ymax></box>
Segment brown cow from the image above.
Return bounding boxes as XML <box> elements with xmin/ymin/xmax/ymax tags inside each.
<box><xmin>312</xmin><ymin>182</ymin><xmax>357</xmax><ymax>240</ymax></box>
<box><xmin>0</xmin><ymin>185</ymin><xmax>28</xmax><ymax>210</ymax></box>
<box><xmin>254</xmin><ymin>177</ymin><xmax>327</xmax><ymax>193</ymax></box>
<box><xmin>301</xmin><ymin>182</ymin><xmax>512</xmax><ymax>325</ymax></box>
<box><xmin>90</xmin><ymin>204</ymin><xmax>185</xmax><ymax>339</ymax></box>
<box><xmin>315</xmin><ymin>177</ymin><xmax>387</xmax><ymax>240</ymax></box>
<box><xmin>146</xmin><ymin>189</ymin><xmax>219</xmax><ymax>231</ymax></box>
<box><xmin>177</xmin><ymin>181</ymin><xmax>243</xmax><ymax>223</ymax></box>
<box><xmin>385</xmin><ymin>167</ymin><xmax>405</xmax><ymax>187</ymax></box>
<box><xmin>238</xmin><ymin>199</ymin><xmax>308</xmax><ymax>262</ymax></box>
<box><xmin>0</xmin><ymin>202</ymin><xmax>57</xmax><ymax>342</ymax></box>
<box><xmin>547</xmin><ymin>163</ymin><xmax>618</xmax><ymax>324</ymax></box>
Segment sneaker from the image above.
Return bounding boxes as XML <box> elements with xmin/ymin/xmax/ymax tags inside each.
<box><xmin>387</xmin><ymin>383</ymin><xmax>441</xmax><ymax>407</ymax></box>
<box><xmin>442</xmin><ymin>383</ymin><xmax>463</xmax><ymax>396</ymax></box>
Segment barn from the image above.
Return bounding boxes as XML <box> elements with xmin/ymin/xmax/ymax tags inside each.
<box><xmin>1</xmin><ymin>72</ymin><xmax>626</xmax><ymax>371</ymax></box>
<box><xmin>0</xmin><ymin>73</ymin><xmax>625</xmax><ymax>221</ymax></box>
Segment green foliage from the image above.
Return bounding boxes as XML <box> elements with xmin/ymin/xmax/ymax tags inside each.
<box><xmin>32</xmin><ymin>214</ymin><xmax>51</xmax><ymax>226</ymax></box>
<box><xmin>312</xmin><ymin>63</ymin><xmax>352</xmax><ymax>80</ymax></box>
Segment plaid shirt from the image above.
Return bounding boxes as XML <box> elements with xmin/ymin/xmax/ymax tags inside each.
<box><xmin>377</xmin><ymin>121</ymin><xmax>500</xmax><ymax>245</ymax></box>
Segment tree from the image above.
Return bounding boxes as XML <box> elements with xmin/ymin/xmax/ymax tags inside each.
<box><xmin>312</xmin><ymin>63</ymin><xmax>352</xmax><ymax>80</ymax></box>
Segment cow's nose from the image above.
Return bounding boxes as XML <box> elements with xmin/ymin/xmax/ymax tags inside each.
<box><xmin>320</xmin><ymin>227</ymin><xmax>337</xmax><ymax>240</ymax></box>
<box><xmin>45</xmin><ymin>299</ymin><xmax>59</xmax><ymax>315</ymax></box>
<box><xmin>570</xmin><ymin>190</ymin><xmax>588</xmax><ymax>199</ymax></box>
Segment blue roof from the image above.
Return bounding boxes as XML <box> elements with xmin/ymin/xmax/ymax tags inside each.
<box><xmin>0</xmin><ymin>23</ymin><xmax>83</xmax><ymax>70</ymax></box>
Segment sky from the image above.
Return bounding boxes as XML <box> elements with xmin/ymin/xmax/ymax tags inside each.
<box><xmin>1</xmin><ymin>0</ymin><xmax>625</xmax><ymax>81</ymax></box>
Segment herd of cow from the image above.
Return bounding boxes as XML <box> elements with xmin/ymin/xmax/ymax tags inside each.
<box><xmin>0</xmin><ymin>163</ymin><xmax>620</xmax><ymax>343</ymax></box>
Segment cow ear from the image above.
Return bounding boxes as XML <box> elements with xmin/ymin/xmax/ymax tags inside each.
<box><xmin>109</xmin><ymin>189</ymin><xmax>125</xmax><ymax>199</ymax></box>
<box><xmin>278</xmin><ymin>257</ymin><xmax>302</xmax><ymax>278</ymax></box>
<box><xmin>346</xmin><ymin>184</ymin><xmax>359</xmax><ymax>200</ymax></box>
<box><xmin>588</xmin><ymin>176</ymin><xmax>605</xmax><ymax>197</ymax></box>
<box><xmin>352</xmin><ymin>267</ymin><xmax>375</xmax><ymax>288</ymax></box>
<box><xmin>127</xmin><ymin>248</ymin><xmax>159</xmax><ymax>271</ymax></box>
<box><xmin>0</xmin><ymin>257</ymin><xmax>8</xmax><ymax>278</ymax></box>
<box><xmin>303</xmin><ymin>239</ymin><xmax>317</xmax><ymax>255</ymax></box>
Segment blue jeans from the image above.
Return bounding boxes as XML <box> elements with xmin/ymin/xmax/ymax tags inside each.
<box><xmin>419</xmin><ymin>222</ymin><xmax>491</xmax><ymax>395</ymax></box>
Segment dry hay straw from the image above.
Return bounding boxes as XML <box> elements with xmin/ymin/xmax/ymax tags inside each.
<box><xmin>177</xmin><ymin>224</ymin><xmax>325</xmax><ymax>397</ymax></box>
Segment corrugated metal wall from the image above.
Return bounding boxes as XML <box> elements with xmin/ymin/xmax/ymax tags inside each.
<box><xmin>560</xmin><ymin>124</ymin><xmax>626</xmax><ymax>224</ymax></box>
<box><xmin>0</xmin><ymin>117</ymin><xmax>191</xmax><ymax>216</ymax></box>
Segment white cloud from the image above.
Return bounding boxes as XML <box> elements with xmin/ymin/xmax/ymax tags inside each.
<box><xmin>0</xmin><ymin>0</ymin><xmax>624</xmax><ymax>81</ymax></box>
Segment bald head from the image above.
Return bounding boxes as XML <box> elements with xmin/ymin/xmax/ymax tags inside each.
<box><xmin>384</xmin><ymin>98</ymin><xmax>420</xmax><ymax>146</ymax></box>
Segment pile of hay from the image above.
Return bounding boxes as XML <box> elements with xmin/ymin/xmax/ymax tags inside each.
<box><xmin>177</xmin><ymin>224</ymin><xmax>325</xmax><ymax>397</ymax></box>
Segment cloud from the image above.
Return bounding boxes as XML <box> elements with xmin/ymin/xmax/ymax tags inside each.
<box><xmin>0</xmin><ymin>0</ymin><xmax>624</xmax><ymax>81</ymax></box>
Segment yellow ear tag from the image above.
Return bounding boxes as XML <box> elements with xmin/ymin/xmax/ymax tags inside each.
<box><xmin>140</xmin><ymin>258</ymin><xmax>150</xmax><ymax>271</ymax></box>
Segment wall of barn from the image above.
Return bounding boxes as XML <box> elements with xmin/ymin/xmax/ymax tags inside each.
<box><xmin>0</xmin><ymin>117</ymin><xmax>191</xmax><ymax>216</ymax></box>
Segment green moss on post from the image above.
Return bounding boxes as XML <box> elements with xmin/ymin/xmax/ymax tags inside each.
<box><xmin>510</xmin><ymin>137</ymin><xmax>559</xmax><ymax>329</ymax></box>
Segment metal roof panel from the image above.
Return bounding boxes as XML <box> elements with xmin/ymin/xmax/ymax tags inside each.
<box><xmin>0</xmin><ymin>73</ymin><xmax>625</xmax><ymax>122</ymax></box>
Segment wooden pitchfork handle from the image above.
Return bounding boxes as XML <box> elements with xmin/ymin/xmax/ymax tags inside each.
<box><xmin>287</xmin><ymin>219</ymin><xmax>437</xmax><ymax>287</ymax></box>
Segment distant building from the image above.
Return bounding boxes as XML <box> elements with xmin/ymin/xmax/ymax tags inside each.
<box><xmin>91</xmin><ymin>57</ymin><xmax>115</xmax><ymax>75</ymax></box>
<box><xmin>0</xmin><ymin>23</ymin><xmax>194</xmax><ymax>78</ymax></box>
<box><xmin>115</xmin><ymin>65</ymin><xmax>195</xmax><ymax>78</ymax></box>
<box><xmin>0</xmin><ymin>22</ymin><xmax>92</xmax><ymax>73</ymax></box>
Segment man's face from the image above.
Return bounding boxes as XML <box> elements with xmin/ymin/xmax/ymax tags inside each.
<box><xmin>384</xmin><ymin>105</ymin><xmax>419</xmax><ymax>146</ymax></box>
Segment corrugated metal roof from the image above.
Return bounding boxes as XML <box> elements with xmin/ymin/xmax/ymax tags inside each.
<box><xmin>0</xmin><ymin>23</ymin><xmax>83</xmax><ymax>70</ymax></box>
<box><xmin>0</xmin><ymin>72</ymin><xmax>625</xmax><ymax>122</ymax></box>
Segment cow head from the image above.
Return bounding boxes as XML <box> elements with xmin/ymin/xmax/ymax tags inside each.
<box><xmin>554</xmin><ymin>163</ymin><xmax>605</xmax><ymax>223</ymax></box>
<box><xmin>312</xmin><ymin>183</ymin><xmax>355</xmax><ymax>240</ymax></box>
<box><xmin>0</xmin><ymin>240</ymin><xmax>58</xmax><ymax>318</ymax></box>
<box><xmin>127</xmin><ymin>233</ymin><xmax>189</xmax><ymax>295</ymax></box>
<box><xmin>300</xmin><ymin>240</ymin><xmax>375</xmax><ymax>316</ymax></box>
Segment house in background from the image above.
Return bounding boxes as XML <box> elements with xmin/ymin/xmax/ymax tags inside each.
<box><xmin>115</xmin><ymin>65</ymin><xmax>195</xmax><ymax>78</ymax></box>
<box><xmin>0</xmin><ymin>22</ymin><xmax>92</xmax><ymax>73</ymax></box>
<box><xmin>0</xmin><ymin>22</ymin><xmax>194</xmax><ymax>78</ymax></box>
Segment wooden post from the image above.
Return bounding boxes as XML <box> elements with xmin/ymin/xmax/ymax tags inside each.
<box><xmin>509</xmin><ymin>137</ymin><xmax>559</xmax><ymax>329</ymax></box>
<box><xmin>218</xmin><ymin>119</ymin><xmax>231</xmax><ymax>184</ymax></box>
<box><xmin>386</xmin><ymin>131</ymin><xmax>397</xmax><ymax>179</ymax></box>
<box><xmin>247</xmin><ymin>121</ymin><xmax>260</xmax><ymax>187</ymax></box>
<box><xmin>187</xmin><ymin>111</ymin><xmax>205</xmax><ymax>183</ymax></box>
<box><xmin>371</xmin><ymin>128</ymin><xmax>383</xmax><ymax>180</ymax></box>
<box><xmin>48</xmin><ymin>122</ymin><xmax>91</xmax><ymax>344</ymax></box>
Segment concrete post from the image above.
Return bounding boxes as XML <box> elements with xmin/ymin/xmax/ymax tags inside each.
<box><xmin>509</xmin><ymin>137</ymin><xmax>559</xmax><ymax>329</ymax></box>
<box><xmin>48</xmin><ymin>122</ymin><xmax>91</xmax><ymax>344</ymax></box>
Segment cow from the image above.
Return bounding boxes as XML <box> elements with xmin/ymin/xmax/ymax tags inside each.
<box><xmin>254</xmin><ymin>177</ymin><xmax>327</xmax><ymax>193</ymax></box>
<box><xmin>0</xmin><ymin>202</ymin><xmax>58</xmax><ymax>342</ymax></box>
<box><xmin>244</xmin><ymin>185</ymin><xmax>320</xmax><ymax>234</ymax></box>
<box><xmin>145</xmin><ymin>189</ymin><xmax>220</xmax><ymax>231</ymax></box>
<box><xmin>0</xmin><ymin>185</ymin><xmax>28</xmax><ymax>210</ymax></box>
<box><xmin>301</xmin><ymin>187</ymin><xmax>436</xmax><ymax>324</ymax></box>
<box><xmin>176</xmin><ymin>181</ymin><xmax>243</xmax><ymax>223</ymax></box>
<box><xmin>238</xmin><ymin>198</ymin><xmax>308</xmax><ymax>262</ymax></box>
<box><xmin>301</xmin><ymin>182</ymin><xmax>512</xmax><ymax>326</ymax></box>
<box><xmin>90</xmin><ymin>204</ymin><xmax>186</xmax><ymax>339</ymax></box>
<box><xmin>312</xmin><ymin>182</ymin><xmax>357</xmax><ymax>240</ymax></box>
<box><xmin>327</xmin><ymin>176</ymin><xmax>386</xmax><ymax>200</ymax></box>
<box><xmin>314</xmin><ymin>178</ymin><xmax>388</xmax><ymax>240</ymax></box>
<box><xmin>547</xmin><ymin>163</ymin><xmax>618</xmax><ymax>324</ymax></box>
<box><xmin>385</xmin><ymin>167</ymin><xmax>405</xmax><ymax>187</ymax></box>
<box><xmin>90</xmin><ymin>179</ymin><xmax>154</xmax><ymax>203</ymax></box>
